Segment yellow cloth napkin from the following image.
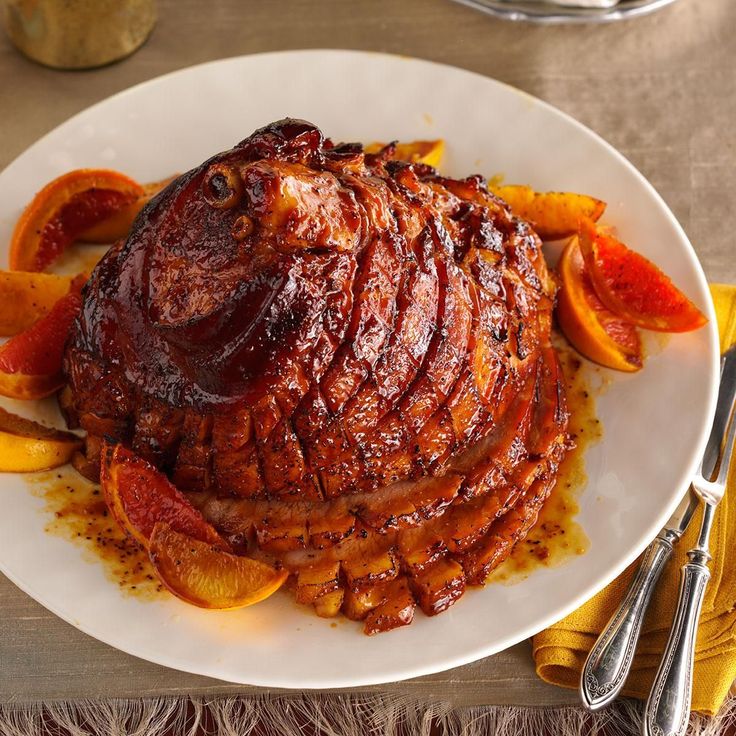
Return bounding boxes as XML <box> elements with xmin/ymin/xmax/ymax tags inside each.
<box><xmin>533</xmin><ymin>283</ymin><xmax>736</xmax><ymax>716</ymax></box>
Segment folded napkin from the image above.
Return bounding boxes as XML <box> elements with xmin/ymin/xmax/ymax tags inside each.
<box><xmin>533</xmin><ymin>283</ymin><xmax>736</xmax><ymax>716</ymax></box>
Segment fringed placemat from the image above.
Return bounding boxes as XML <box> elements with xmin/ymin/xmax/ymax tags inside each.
<box><xmin>0</xmin><ymin>694</ymin><xmax>734</xmax><ymax>736</ymax></box>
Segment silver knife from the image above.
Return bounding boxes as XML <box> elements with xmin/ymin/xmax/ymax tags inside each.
<box><xmin>580</xmin><ymin>489</ymin><xmax>698</xmax><ymax>710</ymax></box>
<box><xmin>643</xmin><ymin>345</ymin><xmax>736</xmax><ymax>736</ymax></box>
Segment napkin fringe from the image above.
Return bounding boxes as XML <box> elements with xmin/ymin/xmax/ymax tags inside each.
<box><xmin>0</xmin><ymin>693</ymin><xmax>734</xmax><ymax>735</ymax></box>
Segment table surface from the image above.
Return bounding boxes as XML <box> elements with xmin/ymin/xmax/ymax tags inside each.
<box><xmin>1</xmin><ymin>0</ymin><xmax>734</xmax><ymax>709</ymax></box>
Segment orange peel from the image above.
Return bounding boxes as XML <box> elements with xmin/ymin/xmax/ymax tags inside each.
<box><xmin>0</xmin><ymin>407</ymin><xmax>81</xmax><ymax>472</ymax></box>
<box><xmin>365</xmin><ymin>140</ymin><xmax>445</xmax><ymax>169</ymax></box>
<box><xmin>0</xmin><ymin>290</ymin><xmax>82</xmax><ymax>399</ymax></box>
<box><xmin>149</xmin><ymin>522</ymin><xmax>288</xmax><ymax>610</ymax></box>
<box><xmin>491</xmin><ymin>185</ymin><xmax>606</xmax><ymax>240</ymax></box>
<box><xmin>578</xmin><ymin>218</ymin><xmax>707</xmax><ymax>333</ymax></box>
<box><xmin>0</xmin><ymin>270</ymin><xmax>83</xmax><ymax>336</ymax></box>
<box><xmin>10</xmin><ymin>169</ymin><xmax>144</xmax><ymax>272</ymax></box>
<box><xmin>556</xmin><ymin>237</ymin><xmax>642</xmax><ymax>372</ymax></box>
<box><xmin>100</xmin><ymin>442</ymin><xmax>226</xmax><ymax>550</ymax></box>
<box><xmin>79</xmin><ymin>176</ymin><xmax>177</xmax><ymax>243</ymax></box>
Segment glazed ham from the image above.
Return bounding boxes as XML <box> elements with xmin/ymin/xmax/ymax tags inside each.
<box><xmin>62</xmin><ymin>119</ymin><xmax>569</xmax><ymax>633</ymax></box>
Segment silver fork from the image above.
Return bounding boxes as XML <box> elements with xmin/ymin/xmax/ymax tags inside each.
<box><xmin>643</xmin><ymin>346</ymin><xmax>736</xmax><ymax>736</ymax></box>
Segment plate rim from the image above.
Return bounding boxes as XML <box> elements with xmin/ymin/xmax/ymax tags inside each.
<box><xmin>0</xmin><ymin>49</ymin><xmax>720</xmax><ymax>689</ymax></box>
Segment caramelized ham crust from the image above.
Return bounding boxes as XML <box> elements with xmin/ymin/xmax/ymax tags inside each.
<box><xmin>62</xmin><ymin>119</ymin><xmax>569</xmax><ymax>633</ymax></box>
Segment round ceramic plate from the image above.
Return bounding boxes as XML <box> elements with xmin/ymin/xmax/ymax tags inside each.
<box><xmin>0</xmin><ymin>50</ymin><xmax>719</xmax><ymax>688</ymax></box>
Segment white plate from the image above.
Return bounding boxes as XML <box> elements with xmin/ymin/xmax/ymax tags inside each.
<box><xmin>0</xmin><ymin>50</ymin><xmax>719</xmax><ymax>689</ymax></box>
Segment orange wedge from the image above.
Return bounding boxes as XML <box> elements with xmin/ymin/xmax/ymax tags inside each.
<box><xmin>365</xmin><ymin>140</ymin><xmax>445</xmax><ymax>169</ymax></box>
<box><xmin>149</xmin><ymin>522</ymin><xmax>288</xmax><ymax>610</ymax></box>
<box><xmin>491</xmin><ymin>185</ymin><xmax>606</xmax><ymax>240</ymax></box>
<box><xmin>0</xmin><ymin>407</ymin><xmax>82</xmax><ymax>472</ymax></box>
<box><xmin>556</xmin><ymin>237</ymin><xmax>643</xmax><ymax>372</ymax></box>
<box><xmin>100</xmin><ymin>442</ymin><xmax>226</xmax><ymax>550</ymax></box>
<box><xmin>10</xmin><ymin>169</ymin><xmax>144</xmax><ymax>272</ymax></box>
<box><xmin>79</xmin><ymin>176</ymin><xmax>177</xmax><ymax>243</ymax></box>
<box><xmin>0</xmin><ymin>290</ymin><xmax>82</xmax><ymax>399</ymax></box>
<box><xmin>578</xmin><ymin>218</ymin><xmax>707</xmax><ymax>333</ymax></box>
<box><xmin>0</xmin><ymin>270</ymin><xmax>84</xmax><ymax>336</ymax></box>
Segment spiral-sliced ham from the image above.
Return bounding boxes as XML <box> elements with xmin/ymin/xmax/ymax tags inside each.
<box><xmin>62</xmin><ymin>119</ymin><xmax>569</xmax><ymax>633</ymax></box>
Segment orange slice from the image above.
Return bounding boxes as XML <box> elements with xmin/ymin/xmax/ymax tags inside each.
<box><xmin>490</xmin><ymin>185</ymin><xmax>606</xmax><ymax>240</ymax></box>
<box><xmin>0</xmin><ymin>407</ymin><xmax>82</xmax><ymax>472</ymax></box>
<box><xmin>0</xmin><ymin>290</ymin><xmax>82</xmax><ymax>399</ymax></box>
<box><xmin>556</xmin><ymin>237</ymin><xmax>643</xmax><ymax>372</ymax></box>
<box><xmin>365</xmin><ymin>140</ymin><xmax>445</xmax><ymax>169</ymax></box>
<box><xmin>79</xmin><ymin>175</ymin><xmax>177</xmax><ymax>243</ymax></box>
<box><xmin>10</xmin><ymin>169</ymin><xmax>144</xmax><ymax>272</ymax></box>
<box><xmin>0</xmin><ymin>270</ymin><xmax>82</xmax><ymax>336</ymax></box>
<box><xmin>149</xmin><ymin>522</ymin><xmax>288</xmax><ymax>610</ymax></box>
<box><xmin>578</xmin><ymin>219</ymin><xmax>707</xmax><ymax>333</ymax></box>
<box><xmin>100</xmin><ymin>442</ymin><xmax>226</xmax><ymax>550</ymax></box>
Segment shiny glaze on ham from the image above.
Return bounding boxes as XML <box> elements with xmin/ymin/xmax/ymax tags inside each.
<box><xmin>62</xmin><ymin>119</ymin><xmax>569</xmax><ymax>633</ymax></box>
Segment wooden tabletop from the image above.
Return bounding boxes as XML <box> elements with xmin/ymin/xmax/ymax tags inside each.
<box><xmin>1</xmin><ymin>0</ymin><xmax>734</xmax><ymax>708</ymax></box>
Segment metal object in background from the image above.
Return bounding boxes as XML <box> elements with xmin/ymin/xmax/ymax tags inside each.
<box><xmin>449</xmin><ymin>0</ymin><xmax>680</xmax><ymax>24</ymax></box>
<box><xmin>1</xmin><ymin>0</ymin><xmax>157</xmax><ymax>69</ymax></box>
<box><xmin>503</xmin><ymin>0</ymin><xmax>619</xmax><ymax>7</ymax></box>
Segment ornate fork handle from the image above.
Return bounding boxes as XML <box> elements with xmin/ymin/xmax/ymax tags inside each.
<box><xmin>643</xmin><ymin>544</ymin><xmax>712</xmax><ymax>735</ymax></box>
<box><xmin>581</xmin><ymin>530</ymin><xmax>676</xmax><ymax>710</ymax></box>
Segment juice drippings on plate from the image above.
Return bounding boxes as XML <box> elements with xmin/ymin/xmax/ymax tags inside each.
<box><xmin>489</xmin><ymin>345</ymin><xmax>602</xmax><ymax>584</ymax></box>
<box><xmin>27</xmin><ymin>469</ymin><xmax>163</xmax><ymax>599</ymax></box>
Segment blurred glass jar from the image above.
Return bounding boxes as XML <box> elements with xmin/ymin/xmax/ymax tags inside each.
<box><xmin>1</xmin><ymin>0</ymin><xmax>157</xmax><ymax>69</ymax></box>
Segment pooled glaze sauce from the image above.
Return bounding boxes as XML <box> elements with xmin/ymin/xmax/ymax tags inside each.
<box><xmin>27</xmin><ymin>470</ymin><xmax>164</xmax><ymax>599</ymax></box>
<box><xmin>489</xmin><ymin>344</ymin><xmax>602</xmax><ymax>584</ymax></box>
